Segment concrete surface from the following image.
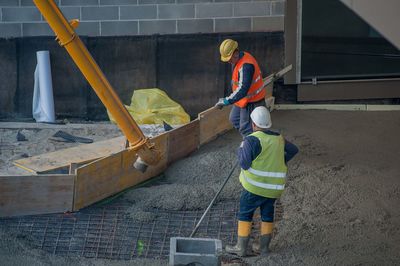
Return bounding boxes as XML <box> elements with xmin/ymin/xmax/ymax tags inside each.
<box><xmin>0</xmin><ymin>110</ymin><xmax>400</xmax><ymax>265</ymax></box>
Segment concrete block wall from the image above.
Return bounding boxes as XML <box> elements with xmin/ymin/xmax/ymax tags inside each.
<box><xmin>0</xmin><ymin>32</ymin><xmax>284</xmax><ymax>120</ymax></box>
<box><xmin>0</xmin><ymin>0</ymin><xmax>285</xmax><ymax>37</ymax></box>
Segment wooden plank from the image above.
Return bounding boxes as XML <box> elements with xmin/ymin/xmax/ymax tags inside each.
<box><xmin>197</xmin><ymin>66</ymin><xmax>292</xmax><ymax>145</ymax></box>
<box><xmin>0</xmin><ymin>174</ymin><xmax>74</xmax><ymax>217</ymax></box>
<box><xmin>263</xmin><ymin>64</ymin><xmax>293</xmax><ymax>87</ymax></box>
<box><xmin>167</xmin><ymin>119</ymin><xmax>200</xmax><ymax>164</ymax></box>
<box><xmin>14</xmin><ymin>136</ymin><xmax>126</xmax><ymax>173</ymax></box>
<box><xmin>73</xmin><ymin>133</ymin><xmax>168</xmax><ymax>210</ymax></box>
<box><xmin>198</xmin><ymin>106</ymin><xmax>233</xmax><ymax>145</ymax></box>
<box><xmin>275</xmin><ymin>64</ymin><xmax>293</xmax><ymax>78</ymax></box>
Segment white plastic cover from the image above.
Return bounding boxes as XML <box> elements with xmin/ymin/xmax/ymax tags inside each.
<box><xmin>32</xmin><ymin>50</ymin><xmax>55</xmax><ymax>123</ymax></box>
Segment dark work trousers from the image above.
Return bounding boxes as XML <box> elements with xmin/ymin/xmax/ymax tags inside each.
<box><xmin>238</xmin><ymin>189</ymin><xmax>276</xmax><ymax>223</ymax></box>
<box><xmin>229</xmin><ymin>100</ymin><xmax>266</xmax><ymax>137</ymax></box>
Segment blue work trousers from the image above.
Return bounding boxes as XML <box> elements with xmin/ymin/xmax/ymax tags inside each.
<box><xmin>238</xmin><ymin>189</ymin><xmax>276</xmax><ymax>223</ymax></box>
<box><xmin>229</xmin><ymin>100</ymin><xmax>266</xmax><ymax>137</ymax></box>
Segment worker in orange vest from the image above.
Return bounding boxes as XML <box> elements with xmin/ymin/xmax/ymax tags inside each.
<box><xmin>215</xmin><ymin>39</ymin><xmax>266</xmax><ymax>137</ymax></box>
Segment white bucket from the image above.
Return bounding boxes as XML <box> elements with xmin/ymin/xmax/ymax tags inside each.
<box><xmin>32</xmin><ymin>50</ymin><xmax>56</xmax><ymax>123</ymax></box>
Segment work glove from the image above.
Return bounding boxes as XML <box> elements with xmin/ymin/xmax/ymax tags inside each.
<box><xmin>215</xmin><ymin>98</ymin><xmax>229</xmax><ymax>109</ymax></box>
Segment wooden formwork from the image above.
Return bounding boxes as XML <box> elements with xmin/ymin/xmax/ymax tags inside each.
<box><xmin>73</xmin><ymin>107</ymin><xmax>233</xmax><ymax>211</ymax></box>
<box><xmin>13</xmin><ymin>136</ymin><xmax>127</xmax><ymax>174</ymax></box>
<box><xmin>73</xmin><ymin>132</ymin><xmax>170</xmax><ymax>210</ymax></box>
<box><xmin>2</xmin><ymin>66</ymin><xmax>291</xmax><ymax>217</ymax></box>
<box><xmin>1</xmin><ymin>106</ymin><xmax>232</xmax><ymax>217</ymax></box>
<box><xmin>0</xmin><ymin>174</ymin><xmax>75</xmax><ymax>217</ymax></box>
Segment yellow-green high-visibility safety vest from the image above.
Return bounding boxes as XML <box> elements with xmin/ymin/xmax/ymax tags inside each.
<box><xmin>239</xmin><ymin>131</ymin><xmax>287</xmax><ymax>198</ymax></box>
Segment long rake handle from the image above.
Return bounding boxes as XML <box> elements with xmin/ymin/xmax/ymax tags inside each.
<box><xmin>189</xmin><ymin>161</ymin><xmax>239</xmax><ymax>238</ymax></box>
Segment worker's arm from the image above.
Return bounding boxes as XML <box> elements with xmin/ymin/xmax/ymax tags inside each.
<box><xmin>284</xmin><ymin>139</ymin><xmax>299</xmax><ymax>163</ymax></box>
<box><xmin>237</xmin><ymin>135</ymin><xmax>261</xmax><ymax>170</ymax></box>
<box><xmin>224</xmin><ymin>63</ymin><xmax>255</xmax><ymax>105</ymax></box>
<box><xmin>216</xmin><ymin>62</ymin><xmax>254</xmax><ymax>108</ymax></box>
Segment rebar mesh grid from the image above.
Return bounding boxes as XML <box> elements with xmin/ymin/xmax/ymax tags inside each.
<box><xmin>0</xmin><ymin>201</ymin><xmax>236</xmax><ymax>260</ymax></box>
<box><xmin>0</xmin><ymin>198</ymin><xmax>282</xmax><ymax>261</ymax></box>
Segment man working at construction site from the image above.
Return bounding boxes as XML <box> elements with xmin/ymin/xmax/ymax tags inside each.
<box><xmin>226</xmin><ymin>106</ymin><xmax>298</xmax><ymax>256</ymax></box>
<box><xmin>215</xmin><ymin>39</ymin><xmax>266</xmax><ymax>137</ymax></box>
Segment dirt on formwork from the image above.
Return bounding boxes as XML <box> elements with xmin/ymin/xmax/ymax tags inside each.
<box><xmin>0</xmin><ymin>122</ymin><xmax>168</xmax><ymax>175</ymax></box>
<box><xmin>1</xmin><ymin>110</ymin><xmax>400</xmax><ymax>265</ymax></box>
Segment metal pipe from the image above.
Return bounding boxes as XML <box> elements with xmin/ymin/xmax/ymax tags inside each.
<box><xmin>33</xmin><ymin>0</ymin><xmax>159</xmax><ymax>170</ymax></box>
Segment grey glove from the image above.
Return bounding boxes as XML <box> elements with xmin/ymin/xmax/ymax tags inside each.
<box><xmin>215</xmin><ymin>98</ymin><xmax>228</xmax><ymax>109</ymax></box>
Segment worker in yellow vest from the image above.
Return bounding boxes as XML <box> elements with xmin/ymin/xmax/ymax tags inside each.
<box><xmin>225</xmin><ymin>106</ymin><xmax>298</xmax><ymax>256</ymax></box>
<box><xmin>215</xmin><ymin>39</ymin><xmax>266</xmax><ymax>137</ymax></box>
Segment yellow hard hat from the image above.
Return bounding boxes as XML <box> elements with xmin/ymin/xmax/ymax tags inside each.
<box><xmin>219</xmin><ymin>39</ymin><xmax>238</xmax><ymax>62</ymax></box>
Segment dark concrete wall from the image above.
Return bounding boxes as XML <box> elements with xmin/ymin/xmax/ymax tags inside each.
<box><xmin>0</xmin><ymin>32</ymin><xmax>284</xmax><ymax>121</ymax></box>
<box><xmin>0</xmin><ymin>39</ymin><xmax>17</xmax><ymax>118</ymax></box>
<box><xmin>157</xmin><ymin>35</ymin><xmax>226</xmax><ymax>116</ymax></box>
<box><xmin>88</xmin><ymin>36</ymin><xmax>158</xmax><ymax>119</ymax></box>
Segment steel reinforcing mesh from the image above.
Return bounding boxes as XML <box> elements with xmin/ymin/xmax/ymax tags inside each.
<box><xmin>0</xmin><ymin>197</ymin><xmax>282</xmax><ymax>260</ymax></box>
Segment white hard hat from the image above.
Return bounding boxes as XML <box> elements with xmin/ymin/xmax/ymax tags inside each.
<box><xmin>250</xmin><ymin>106</ymin><xmax>272</xmax><ymax>129</ymax></box>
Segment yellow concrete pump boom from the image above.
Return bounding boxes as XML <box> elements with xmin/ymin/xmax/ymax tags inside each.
<box><xmin>33</xmin><ymin>0</ymin><xmax>159</xmax><ymax>172</ymax></box>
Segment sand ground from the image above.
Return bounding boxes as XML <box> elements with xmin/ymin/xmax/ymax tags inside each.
<box><xmin>1</xmin><ymin>110</ymin><xmax>400</xmax><ymax>265</ymax></box>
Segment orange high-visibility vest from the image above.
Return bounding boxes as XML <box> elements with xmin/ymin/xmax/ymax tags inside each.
<box><xmin>231</xmin><ymin>52</ymin><xmax>265</xmax><ymax>108</ymax></box>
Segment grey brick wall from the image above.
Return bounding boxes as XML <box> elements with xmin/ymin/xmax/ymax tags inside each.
<box><xmin>0</xmin><ymin>0</ymin><xmax>284</xmax><ymax>37</ymax></box>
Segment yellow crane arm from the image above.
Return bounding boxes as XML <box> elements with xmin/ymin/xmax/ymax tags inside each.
<box><xmin>33</xmin><ymin>0</ymin><xmax>159</xmax><ymax>172</ymax></box>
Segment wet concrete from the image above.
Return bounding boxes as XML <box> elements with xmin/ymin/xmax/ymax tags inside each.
<box><xmin>124</xmin><ymin>129</ymin><xmax>242</xmax><ymax>222</ymax></box>
<box><xmin>1</xmin><ymin>110</ymin><xmax>400</xmax><ymax>265</ymax></box>
<box><xmin>122</xmin><ymin>110</ymin><xmax>400</xmax><ymax>265</ymax></box>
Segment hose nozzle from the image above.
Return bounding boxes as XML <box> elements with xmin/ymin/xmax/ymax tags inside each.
<box><xmin>133</xmin><ymin>156</ymin><xmax>148</xmax><ymax>173</ymax></box>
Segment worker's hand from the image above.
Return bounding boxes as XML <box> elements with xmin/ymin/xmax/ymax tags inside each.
<box><xmin>215</xmin><ymin>98</ymin><xmax>229</xmax><ymax>109</ymax></box>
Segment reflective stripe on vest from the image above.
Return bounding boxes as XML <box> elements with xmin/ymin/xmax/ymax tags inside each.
<box><xmin>231</xmin><ymin>52</ymin><xmax>265</xmax><ymax>108</ymax></box>
<box><xmin>245</xmin><ymin>83</ymin><xmax>264</xmax><ymax>99</ymax></box>
<box><xmin>242</xmin><ymin>172</ymin><xmax>285</xmax><ymax>190</ymax></box>
<box><xmin>247</xmin><ymin>167</ymin><xmax>286</xmax><ymax>178</ymax></box>
<box><xmin>232</xmin><ymin>74</ymin><xmax>261</xmax><ymax>87</ymax></box>
<box><xmin>239</xmin><ymin>131</ymin><xmax>287</xmax><ymax>198</ymax></box>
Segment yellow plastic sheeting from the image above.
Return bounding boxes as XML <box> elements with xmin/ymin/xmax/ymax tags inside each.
<box><xmin>108</xmin><ymin>88</ymin><xmax>190</xmax><ymax>125</ymax></box>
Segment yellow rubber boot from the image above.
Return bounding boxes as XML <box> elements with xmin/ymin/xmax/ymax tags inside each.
<box><xmin>225</xmin><ymin>221</ymin><xmax>252</xmax><ymax>257</ymax></box>
<box><xmin>253</xmin><ymin>222</ymin><xmax>273</xmax><ymax>255</ymax></box>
